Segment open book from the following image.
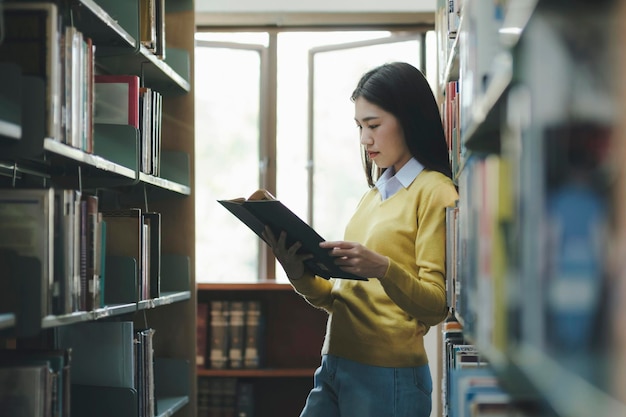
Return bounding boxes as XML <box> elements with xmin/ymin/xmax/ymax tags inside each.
<box><xmin>218</xmin><ymin>190</ymin><xmax>367</xmax><ymax>281</ymax></box>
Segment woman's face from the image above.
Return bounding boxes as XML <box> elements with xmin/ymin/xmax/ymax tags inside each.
<box><xmin>354</xmin><ymin>97</ymin><xmax>411</xmax><ymax>173</ymax></box>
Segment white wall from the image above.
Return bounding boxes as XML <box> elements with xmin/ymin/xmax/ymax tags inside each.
<box><xmin>195</xmin><ymin>0</ymin><xmax>436</xmax><ymax>13</ymax></box>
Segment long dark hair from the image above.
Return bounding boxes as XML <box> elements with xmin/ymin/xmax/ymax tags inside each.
<box><xmin>351</xmin><ymin>62</ymin><xmax>453</xmax><ymax>187</ymax></box>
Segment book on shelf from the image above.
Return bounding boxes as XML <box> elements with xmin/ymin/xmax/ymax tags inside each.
<box><xmin>139</xmin><ymin>87</ymin><xmax>163</xmax><ymax>176</ymax></box>
<box><xmin>0</xmin><ymin>249</ymin><xmax>18</xmax><ymax>315</ymax></box>
<box><xmin>94</xmin><ymin>75</ymin><xmax>140</xmax><ymax>129</ymax></box>
<box><xmin>0</xmin><ymin>188</ymin><xmax>54</xmax><ymax>316</ymax></box>
<box><xmin>0</xmin><ymin>2</ymin><xmax>62</xmax><ymax>141</ymax></box>
<box><xmin>140</xmin><ymin>0</ymin><xmax>157</xmax><ymax>53</ymax></box>
<box><xmin>244</xmin><ymin>300</ymin><xmax>262</xmax><ymax>369</ymax></box>
<box><xmin>82</xmin><ymin>195</ymin><xmax>101</xmax><ymax>311</ymax></box>
<box><xmin>102</xmin><ymin>208</ymin><xmax>158</xmax><ymax>302</ymax></box>
<box><xmin>209</xmin><ymin>300</ymin><xmax>230</xmax><ymax>369</ymax></box>
<box><xmin>98</xmin><ymin>218</ymin><xmax>107</xmax><ymax>308</ymax></box>
<box><xmin>0</xmin><ymin>348</ymin><xmax>72</xmax><ymax>417</ymax></box>
<box><xmin>218</xmin><ymin>189</ymin><xmax>367</xmax><ymax>281</ymax></box>
<box><xmin>196</xmin><ymin>302</ymin><xmax>209</xmax><ymax>367</ymax></box>
<box><xmin>235</xmin><ymin>381</ymin><xmax>255</xmax><ymax>417</ymax></box>
<box><xmin>139</xmin><ymin>0</ymin><xmax>166</xmax><ymax>59</ymax></box>
<box><xmin>62</xmin><ymin>25</ymin><xmax>95</xmax><ymax>152</ymax></box>
<box><xmin>53</xmin><ymin>189</ymin><xmax>85</xmax><ymax>315</ymax></box>
<box><xmin>228</xmin><ymin>301</ymin><xmax>246</xmax><ymax>369</ymax></box>
<box><xmin>135</xmin><ymin>327</ymin><xmax>156</xmax><ymax>417</ymax></box>
<box><xmin>198</xmin><ymin>377</ymin><xmax>255</xmax><ymax>417</ymax></box>
<box><xmin>449</xmin><ymin>367</ymin><xmax>513</xmax><ymax>417</ymax></box>
<box><xmin>197</xmin><ymin>377</ymin><xmax>210</xmax><ymax>416</ymax></box>
<box><xmin>0</xmin><ymin>363</ymin><xmax>54</xmax><ymax>417</ymax></box>
<box><xmin>55</xmin><ymin>321</ymin><xmax>135</xmax><ymax>388</ymax></box>
<box><xmin>0</xmin><ymin>62</ymin><xmax>23</xmax><ymax>140</ymax></box>
<box><xmin>142</xmin><ymin>211</ymin><xmax>161</xmax><ymax>299</ymax></box>
<box><xmin>205</xmin><ymin>377</ymin><xmax>237</xmax><ymax>417</ymax></box>
<box><xmin>154</xmin><ymin>0</ymin><xmax>166</xmax><ymax>59</ymax></box>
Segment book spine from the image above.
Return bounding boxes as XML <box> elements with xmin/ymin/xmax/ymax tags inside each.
<box><xmin>228</xmin><ymin>301</ymin><xmax>245</xmax><ymax>369</ymax></box>
<box><xmin>196</xmin><ymin>302</ymin><xmax>209</xmax><ymax>367</ymax></box>
<box><xmin>243</xmin><ymin>300</ymin><xmax>262</xmax><ymax>369</ymax></box>
<box><xmin>209</xmin><ymin>301</ymin><xmax>229</xmax><ymax>369</ymax></box>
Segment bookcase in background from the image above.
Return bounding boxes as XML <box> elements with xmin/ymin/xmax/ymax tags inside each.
<box><xmin>436</xmin><ymin>0</ymin><xmax>626</xmax><ymax>416</ymax></box>
<box><xmin>196</xmin><ymin>282</ymin><xmax>327</xmax><ymax>417</ymax></box>
<box><xmin>0</xmin><ymin>1</ymin><xmax>196</xmax><ymax>417</ymax></box>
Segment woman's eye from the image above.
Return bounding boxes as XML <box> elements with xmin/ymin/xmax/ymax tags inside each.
<box><xmin>368</xmin><ymin>124</ymin><xmax>379</xmax><ymax>130</ymax></box>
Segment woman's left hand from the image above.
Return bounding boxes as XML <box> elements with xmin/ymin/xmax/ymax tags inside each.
<box><xmin>319</xmin><ymin>240</ymin><xmax>389</xmax><ymax>279</ymax></box>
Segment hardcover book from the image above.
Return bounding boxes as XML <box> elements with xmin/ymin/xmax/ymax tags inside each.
<box><xmin>196</xmin><ymin>302</ymin><xmax>209</xmax><ymax>367</ymax></box>
<box><xmin>228</xmin><ymin>301</ymin><xmax>245</xmax><ymax>369</ymax></box>
<box><xmin>243</xmin><ymin>300</ymin><xmax>262</xmax><ymax>369</ymax></box>
<box><xmin>1</xmin><ymin>3</ymin><xmax>62</xmax><ymax>141</ymax></box>
<box><xmin>0</xmin><ymin>364</ymin><xmax>53</xmax><ymax>417</ymax></box>
<box><xmin>55</xmin><ymin>321</ymin><xmax>135</xmax><ymax>388</ymax></box>
<box><xmin>0</xmin><ymin>188</ymin><xmax>54</xmax><ymax>316</ymax></box>
<box><xmin>94</xmin><ymin>75</ymin><xmax>140</xmax><ymax>128</ymax></box>
<box><xmin>209</xmin><ymin>300</ymin><xmax>229</xmax><ymax>369</ymax></box>
<box><xmin>218</xmin><ymin>189</ymin><xmax>366</xmax><ymax>281</ymax></box>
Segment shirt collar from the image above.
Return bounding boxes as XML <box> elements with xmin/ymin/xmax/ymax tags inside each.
<box><xmin>375</xmin><ymin>158</ymin><xmax>424</xmax><ymax>200</ymax></box>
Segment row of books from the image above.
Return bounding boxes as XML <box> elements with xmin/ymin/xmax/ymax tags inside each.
<box><xmin>55</xmin><ymin>321</ymin><xmax>158</xmax><ymax>417</ymax></box>
<box><xmin>0</xmin><ymin>2</ymin><xmax>164</xmax><ymax>176</ymax></box>
<box><xmin>197</xmin><ymin>300</ymin><xmax>263</xmax><ymax>370</ymax></box>
<box><xmin>94</xmin><ymin>75</ymin><xmax>164</xmax><ymax>176</ymax></box>
<box><xmin>0</xmin><ymin>321</ymin><xmax>156</xmax><ymax>417</ymax></box>
<box><xmin>435</xmin><ymin>0</ymin><xmax>462</xmax><ymax>84</ymax></box>
<box><xmin>198</xmin><ymin>377</ymin><xmax>254</xmax><ymax>417</ymax></box>
<box><xmin>453</xmin><ymin>140</ymin><xmax>611</xmax><ymax>355</ymax></box>
<box><xmin>441</xmin><ymin>315</ymin><xmax>525</xmax><ymax>417</ymax></box>
<box><xmin>0</xmin><ymin>348</ymin><xmax>71</xmax><ymax>417</ymax></box>
<box><xmin>443</xmin><ymin>80</ymin><xmax>462</xmax><ymax>181</ymax></box>
<box><xmin>0</xmin><ymin>188</ymin><xmax>162</xmax><ymax>320</ymax></box>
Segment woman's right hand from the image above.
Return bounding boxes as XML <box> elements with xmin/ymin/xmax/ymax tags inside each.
<box><xmin>262</xmin><ymin>226</ymin><xmax>313</xmax><ymax>281</ymax></box>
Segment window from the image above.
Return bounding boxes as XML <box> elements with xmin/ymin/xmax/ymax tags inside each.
<box><xmin>195</xmin><ymin>28</ymin><xmax>437</xmax><ymax>282</ymax></box>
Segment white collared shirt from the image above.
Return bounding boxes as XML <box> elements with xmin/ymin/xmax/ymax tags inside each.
<box><xmin>375</xmin><ymin>158</ymin><xmax>425</xmax><ymax>201</ymax></box>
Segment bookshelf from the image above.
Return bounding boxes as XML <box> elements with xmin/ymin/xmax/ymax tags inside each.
<box><xmin>196</xmin><ymin>281</ymin><xmax>327</xmax><ymax>417</ymax></box>
<box><xmin>0</xmin><ymin>1</ymin><xmax>196</xmax><ymax>417</ymax></box>
<box><xmin>437</xmin><ymin>1</ymin><xmax>626</xmax><ymax>417</ymax></box>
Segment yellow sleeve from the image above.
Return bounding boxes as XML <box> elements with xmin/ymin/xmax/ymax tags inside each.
<box><xmin>379</xmin><ymin>180</ymin><xmax>457</xmax><ymax>326</ymax></box>
<box><xmin>289</xmin><ymin>271</ymin><xmax>335</xmax><ymax>312</ymax></box>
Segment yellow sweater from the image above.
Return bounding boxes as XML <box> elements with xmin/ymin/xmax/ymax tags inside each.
<box><xmin>289</xmin><ymin>170</ymin><xmax>458</xmax><ymax>367</ymax></box>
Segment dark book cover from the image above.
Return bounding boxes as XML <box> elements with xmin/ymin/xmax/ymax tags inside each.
<box><xmin>218</xmin><ymin>190</ymin><xmax>366</xmax><ymax>281</ymax></box>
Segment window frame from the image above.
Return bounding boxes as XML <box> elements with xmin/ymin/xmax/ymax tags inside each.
<box><xmin>195</xmin><ymin>24</ymin><xmax>434</xmax><ymax>281</ymax></box>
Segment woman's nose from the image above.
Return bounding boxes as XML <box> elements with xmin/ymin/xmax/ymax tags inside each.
<box><xmin>360</xmin><ymin>130</ymin><xmax>372</xmax><ymax>145</ymax></box>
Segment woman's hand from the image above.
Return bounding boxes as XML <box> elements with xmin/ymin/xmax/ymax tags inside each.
<box><xmin>319</xmin><ymin>240</ymin><xmax>389</xmax><ymax>279</ymax></box>
<box><xmin>263</xmin><ymin>226</ymin><xmax>314</xmax><ymax>281</ymax></box>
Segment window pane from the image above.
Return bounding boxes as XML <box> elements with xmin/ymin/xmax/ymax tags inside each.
<box><xmin>312</xmin><ymin>40</ymin><xmax>422</xmax><ymax>241</ymax></box>
<box><xmin>275</xmin><ymin>32</ymin><xmax>392</xmax><ymax>221</ymax></box>
<box><xmin>195</xmin><ymin>46</ymin><xmax>261</xmax><ymax>282</ymax></box>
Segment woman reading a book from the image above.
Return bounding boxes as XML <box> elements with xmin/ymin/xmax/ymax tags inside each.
<box><xmin>264</xmin><ymin>62</ymin><xmax>458</xmax><ymax>417</ymax></box>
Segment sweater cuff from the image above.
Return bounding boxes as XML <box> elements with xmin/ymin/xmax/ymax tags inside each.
<box><xmin>380</xmin><ymin>256</ymin><xmax>394</xmax><ymax>280</ymax></box>
<box><xmin>289</xmin><ymin>271</ymin><xmax>328</xmax><ymax>296</ymax></box>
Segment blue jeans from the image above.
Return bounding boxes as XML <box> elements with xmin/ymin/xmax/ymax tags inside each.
<box><xmin>300</xmin><ymin>354</ymin><xmax>432</xmax><ymax>417</ymax></box>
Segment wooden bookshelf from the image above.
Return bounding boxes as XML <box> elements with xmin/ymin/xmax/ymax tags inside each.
<box><xmin>0</xmin><ymin>1</ymin><xmax>196</xmax><ymax>417</ymax></box>
<box><xmin>197</xmin><ymin>281</ymin><xmax>327</xmax><ymax>417</ymax></box>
